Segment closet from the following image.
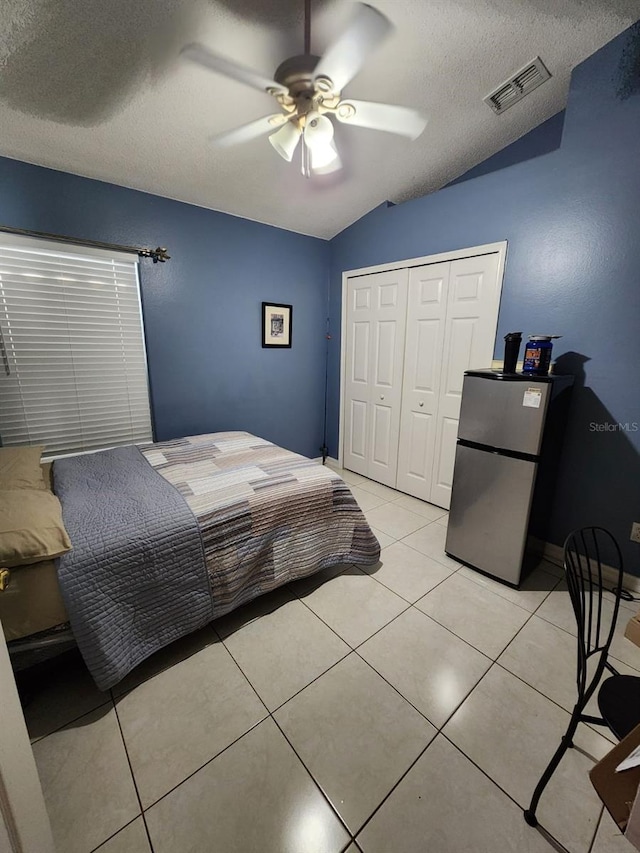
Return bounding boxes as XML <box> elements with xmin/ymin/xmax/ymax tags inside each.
<box><xmin>342</xmin><ymin>247</ymin><xmax>504</xmax><ymax>509</ymax></box>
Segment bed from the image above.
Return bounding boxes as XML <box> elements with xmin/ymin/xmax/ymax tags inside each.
<box><xmin>1</xmin><ymin>432</ymin><xmax>380</xmax><ymax>689</ymax></box>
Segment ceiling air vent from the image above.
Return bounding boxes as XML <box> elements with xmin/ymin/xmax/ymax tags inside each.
<box><xmin>484</xmin><ymin>57</ymin><xmax>551</xmax><ymax>114</ymax></box>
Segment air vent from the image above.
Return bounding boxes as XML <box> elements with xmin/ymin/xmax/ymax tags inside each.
<box><xmin>485</xmin><ymin>57</ymin><xmax>551</xmax><ymax>114</ymax></box>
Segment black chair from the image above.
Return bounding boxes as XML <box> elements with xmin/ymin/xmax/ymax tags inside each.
<box><xmin>524</xmin><ymin>526</ymin><xmax>637</xmax><ymax>828</ymax></box>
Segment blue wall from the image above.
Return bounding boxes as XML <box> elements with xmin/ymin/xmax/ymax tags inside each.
<box><xmin>446</xmin><ymin>110</ymin><xmax>565</xmax><ymax>187</ymax></box>
<box><xmin>328</xmin><ymin>24</ymin><xmax>640</xmax><ymax>572</ymax></box>
<box><xmin>1</xmin><ymin>22</ymin><xmax>638</xmax><ymax>570</ymax></box>
<box><xmin>0</xmin><ymin>159</ymin><xmax>330</xmax><ymax>458</ymax></box>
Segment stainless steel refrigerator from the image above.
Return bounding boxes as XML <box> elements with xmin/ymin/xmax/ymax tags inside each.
<box><xmin>445</xmin><ymin>369</ymin><xmax>573</xmax><ymax>587</ymax></box>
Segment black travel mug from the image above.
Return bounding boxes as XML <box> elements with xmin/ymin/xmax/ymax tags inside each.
<box><xmin>503</xmin><ymin>332</ymin><xmax>522</xmax><ymax>374</ymax></box>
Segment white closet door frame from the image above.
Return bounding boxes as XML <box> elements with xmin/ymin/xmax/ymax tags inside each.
<box><xmin>338</xmin><ymin>242</ymin><xmax>508</xmax><ymax>468</ymax></box>
<box><xmin>0</xmin><ymin>625</ymin><xmax>55</xmax><ymax>853</ymax></box>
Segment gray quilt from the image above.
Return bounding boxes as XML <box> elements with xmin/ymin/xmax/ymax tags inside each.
<box><xmin>54</xmin><ymin>446</ymin><xmax>213</xmax><ymax>691</ymax></box>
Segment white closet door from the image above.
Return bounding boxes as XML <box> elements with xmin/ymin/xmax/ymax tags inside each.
<box><xmin>396</xmin><ymin>262</ymin><xmax>450</xmax><ymax>500</ymax></box>
<box><xmin>343</xmin><ymin>274</ymin><xmax>373</xmax><ymax>476</ymax></box>
<box><xmin>343</xmin><ymin>269</ymin><xmax>408</xmax><ymax>485</ymax></box>
<box><xmin>430</xmin><ymin>253</ymin><xmax>502</xmax><ymax>508</ymax></box>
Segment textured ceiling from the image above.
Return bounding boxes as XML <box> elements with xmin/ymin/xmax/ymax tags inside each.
<box><xmin>1</xmin><ymin>0</ymin><xmax>639</xmax><ymax>239</ymax></box>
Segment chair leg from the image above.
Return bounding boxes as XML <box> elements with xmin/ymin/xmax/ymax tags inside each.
<box><xmin>524</xmin><ymin>712</ymin><xmax>581</xmax><ymax>827</ymax></box>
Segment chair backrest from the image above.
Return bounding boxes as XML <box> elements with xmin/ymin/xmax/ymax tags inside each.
<box><xmin>563</xmin><ymin>526</ymin><xmax>624</xmax><ymax>705</ymax></box>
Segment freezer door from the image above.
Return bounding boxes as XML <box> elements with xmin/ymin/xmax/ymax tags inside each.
<box><xmin>445</xmin><ymin>443</ymin><xmax>538</xmax><ymax>584</ymax></box>
<box><xmin>457</xmin><ymin>375</ymin><xmax>550</xmax><ymax>456</ymax></box>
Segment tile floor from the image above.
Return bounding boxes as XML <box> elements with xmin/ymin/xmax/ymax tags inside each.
<box><xmin>23</xmin><ymin>467</ymin><xmax>640</xmax><ymax>853</ymax></box>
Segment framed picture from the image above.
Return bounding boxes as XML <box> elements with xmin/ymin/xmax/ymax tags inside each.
<box><xmin>262</xmin><ymin>302</ymin><xmax>292</xmax><ymax>348</ymax></box>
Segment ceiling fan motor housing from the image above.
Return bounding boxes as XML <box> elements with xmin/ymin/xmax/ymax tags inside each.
<box><xmin>274</xmin><ymin>54</ymin><xmax>321</xmax><ymax>92</ymax></box>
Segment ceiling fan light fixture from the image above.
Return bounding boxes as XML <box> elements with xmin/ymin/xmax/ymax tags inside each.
<box><xmin>269</xmin><ymin>121</ymin><xmax>302</xmax><ymax>161</ymax></box>
<box><xmin>303</xmin><ymin>111</ymin><xmax>341</xmax><ymax>172</ymax></box>
<box><xmin>310</xmin><ymin>140</ymin><xmax>341</xmax><ymax>173</ymax></box>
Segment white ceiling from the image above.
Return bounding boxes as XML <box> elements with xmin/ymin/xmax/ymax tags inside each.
<box><xmin>1</xmin><ymin>0</ymin><xmax>639</xmax><ymax>239</ymax></box>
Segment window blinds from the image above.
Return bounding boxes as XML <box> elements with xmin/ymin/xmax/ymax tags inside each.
<box><xmin>0</xmin><ymin>233</ymin><xmax>153</xmax><ymax>456</ymax></box>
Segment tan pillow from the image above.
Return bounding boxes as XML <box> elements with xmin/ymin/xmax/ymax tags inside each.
<box><xmin>0</xmin><ymin>446</ymin><xmax>46</xmax><ymax>490</ymax></box>
<box><xmin>0</xmin><ymin>489</ymin><xmax>71</xmax><ymax>567</ymax></box>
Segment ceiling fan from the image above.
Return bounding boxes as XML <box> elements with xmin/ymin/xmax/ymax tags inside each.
<box><xmin>181</xmin><ymin>1</ymin><xmax>427</xmax><ymax>176</ymax></box>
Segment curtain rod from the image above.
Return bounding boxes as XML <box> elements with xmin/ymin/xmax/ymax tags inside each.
<box><xmin>0</xmin><ymin>224</ymin><xmax>170</xmax><ymax>263</ymax></box>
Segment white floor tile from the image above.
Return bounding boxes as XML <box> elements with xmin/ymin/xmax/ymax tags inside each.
<box><xmin>116</xmin><ymin>638</ymin><xmax>267</xmax><ymax>808</ymax></box>
<box><xmin>458</xmin><ymin>563</ymin><xmax>560</xmax><ymax>613</ymax></box>
<box><xmin>358</xmin><ymin>735</ymin><xmax>556</xmax><ymax>853</ymax></box>
<box><xmin>213</xmin><ymin>584</ymin><xmax>294</xmax><ymax>640</ymax></box>
<box><xmin>33</xmin><ymin>706</ymin><xmax>139</xmax><ymax>853</ymax></box>
<box><xmin>443</xmin><ymin>665</ymin><xmax>611</xmax><ymax>853</ymax></box>
<box><xmin>402</xmin><ymin>522</ymin><xmax>461</xmax><ymax>571</ymax></box>
<box><xmin>498</xmin><ymin>614</ymin><xmax>579</xmax><ymax>713</ymax></box>
<box><xmin>113</xmin><ymin>625</ymin><xmax>219</xmax><ymax>696</ymax></box>
<box><xmin>339</xmin><ymin>468</ymin><xmax>368</xmax><ymax>487</ymax></box>
<box><xmin>391</xmin><ymin>493</ymin><xmax>447</xmax><ymax>522</ymax></box>
<box><xmin>370</xmin><ymin>527</ymin><xmax>395</xmax><ymax>548</ymax></box>
<box><xmin>536</xmin><ymin>582</ymin><xmax>640</xmax><ymax>672</ymax></box>
<box><xmin>274</xmin><ymin>654</ymin><xmax>435</xmax><ymax>833</ymax></box>
<box><xmin>364</xmin><ymin>504</ymin><xmax>427</xmax><ymax>540</ymax></box>
<box><xmin>591</xmin><ymin>811</ymin><xmax>632</xmax><ymax>853</ymax></box>
<box><xmin>348</xmin><ymin>485</ymin><xmax>390</xmax><ymax>511</ymax></box>
<box><xmin>356</xmin><ymin>479</ymin><xmax>402</xmax><ymax>501</ymax></box>
<box><xmin>93</xmin><ymin>819</ymin><xmax>151</xmax><ymax>853</ymax></box>
<box><xmin>222</xmin><ymin>597</ymin><xmax>350</xmax><ymax>710</ymax></box>
<box><xmin>359</xmin><ymin>607</ymin><xmax>491</xmax><ymax>727</ymax></box>
<box><xmin>297</xmin><ymin>566</ymin><xmax>408</xmax><ymax>648</ymax></box>
<box><xmin>416</xmin><ymin>572</ymin><xmax>531</xmax><ymax>658</ymax></box>
<box><xmin>363</xmin><ymin>541</ymin><xmax>455</xmax><ymax>603</ymax></box>
<box><xmin>287</xmin><ymin>563</ymin><xmax>350</xmax><ymax>597</ymax></box>
<box><xmin>145</xmin><ymin>718</ymin><xmax>349</xmax><ymax>853</ymax></box>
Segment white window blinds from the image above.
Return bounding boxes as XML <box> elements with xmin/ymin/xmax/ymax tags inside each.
<box><xmin>0</xmin><ymin>233</ymin><xmax>153</xmax><ymax>456</ymax></box>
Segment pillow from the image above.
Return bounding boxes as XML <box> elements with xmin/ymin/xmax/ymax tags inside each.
<box><xmin>0</xmin><ymin>489</ymin><xmax>72</xmax><ymax>567</ymax></box>
<box><xmin>0</xmin><ymin>446</ymin><xmax>46</xmax><ymax>490</ymax></box>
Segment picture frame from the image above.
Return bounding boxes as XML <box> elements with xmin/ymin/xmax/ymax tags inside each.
<box><xmin>262</xmin><ymin>302</ymin><xmax>292</xmax><ymax>348</ymax></box>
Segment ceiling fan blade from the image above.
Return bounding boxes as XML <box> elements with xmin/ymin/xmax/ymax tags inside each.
<box><xmin>313</xmin><ymin>3</ymin><xmax>393</xmax><ymax>94</ymax></box>
<box><xmin>182</xmin><ymin>43</ymin><xmax>286</xmax><ymax>94</ymax></box>
<box><xmin>335</xmin><ymin>99</ymin><xmax>427</xmax><ymax>140</ymax></box>
<box><xmin>210</xmin><ymin>114</ymin><xmax>288</xmax><ymax>148</ymax></box>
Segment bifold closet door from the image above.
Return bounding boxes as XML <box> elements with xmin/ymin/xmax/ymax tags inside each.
<box><xmin>396</xmin><ymin>263</ymin><xmax>450</xmax><ymax>500</ymax></box>
<box><xmin>343</xmin><ymin>269</ymin><xmax>408</xmax><ymax>486</ymax></box>
<box><xmin>430</xmin><ymin>252</ymin><xmax>502</xmax><ymax>508</ymax></box>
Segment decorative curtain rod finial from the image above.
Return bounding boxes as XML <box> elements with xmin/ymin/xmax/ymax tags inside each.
<box><xmin>140</xmin><ymin>247</ymin><xmax>170</xmax><ymax>263</ymax></box>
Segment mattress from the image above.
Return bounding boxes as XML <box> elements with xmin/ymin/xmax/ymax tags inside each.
<box><xmin>0</xmin><ymin>559</ymin><xmax>69</xmax><ymax>642</ymax></box>
<box><xmin>1</xmin><ymin>461</ymin><xmax>70</xmax><ymax>642</ymax></box>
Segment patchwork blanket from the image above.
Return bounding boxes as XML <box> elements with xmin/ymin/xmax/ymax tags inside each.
<box><xmin>55</xmin><ymin>432</ymin><xmax>379</xmax><ymax>689</ymax></box>
<box><xmin>141</xmin><ymin>432</ymin><xmax>380</xmax><ymax>618</ymax></box>
<box><xmin>54</xmin><ymin>445</ymin><xmax>212</xmax><ymax>691</ymax></box>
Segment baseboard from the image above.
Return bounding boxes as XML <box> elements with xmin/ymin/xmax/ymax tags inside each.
<box><xmin>323</xmin><ymin>457</ymin><xmax>341</xmax><ymax>469</ymax></box>
<box><xmin>311</xmin><ymin>456</ymin><xmax>340</xmax><ymax>468</ymax></box>
<box><xmin>531</xmin><ymin>537</ymin><xmax>640</xmax><ymax>596</ymax></box>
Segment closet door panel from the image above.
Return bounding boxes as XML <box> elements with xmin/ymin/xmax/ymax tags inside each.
<box><xmin>343</xmin><ymin>269</ymin><xmax>408</xmax><ymax>484</ymax></box>
<box><xmin>396</xmin><ymin>263</ymin><xmax>450</xmax><ymax>500</ymax></box>
<box><xmin>368</xmin><ymin>269</ymin><xmax>408</xmax><ymax>487</ymax></box>
<box><xmin>348</xmin><ymin>399</ymin><xmax>368</xmax><ymax>464</ymax></box>
<box><xmin>402</xmin><ymin>411</ymin><xmax>431</xmax><ymax>479</ymax></box>
<box><xmin>431</xmin><ymin>253</ymin><xmax>502</xmax><ymax>508</ymax></box>
<box><xmin>343</xmin><ymin>277</ymin><xmax>374</xmax><ymax>475</ymax></box>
